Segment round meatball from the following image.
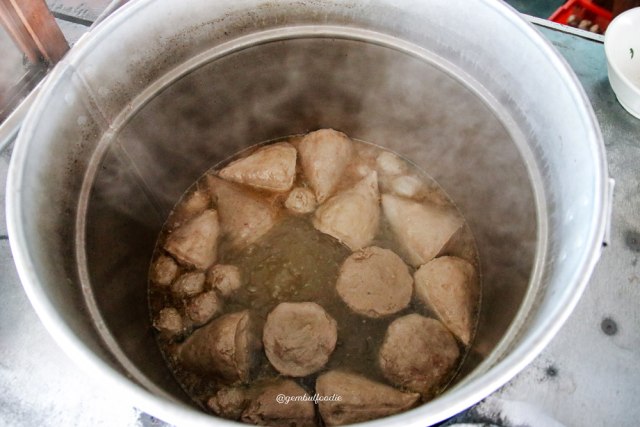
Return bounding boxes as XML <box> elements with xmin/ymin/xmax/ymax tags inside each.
<box><xmin>336</xmin><ymin>247</ymin><xmax>413</xmax><ymax>318</ymax></box>
<box><xmin>285</xmin><ymin>187</ymin><xmax>317</xmax><ymax>214</ymax></box>
<box><xmin>150</xmin><ymin>255</ymin><xmax>178</xmax><ymax>286</ymax></box>
<box><xmin>207</xmin><ymin>386</ymin><xmax>249</xmax><ymax>420</ymax></box>
<box><xmin>153</xmin><ymin>307</ymin><xmax>183</xmax><ymax>337</ymax></box>
<box><xmin>379</xmin><ymin>314</ymin><xmax>460</xmax><ymax>399</ymax></box>
<box><xmin>207</xmin><ymin>264</ymin><xmax>242</xmax><ymax>297</ymax></box>
<box><xmin>376</xmin><ymin>151</ymin><xmax>406</xmax><ymax>176</ymax></box>
<box><xmin>390</xmin><ymin>175</ymin><xmax>424</xmax><ymax>199</ymax></box>
<box><xmin>263</xmin><ymin>302</ymin><xmax>337</xmax><ymax>377</ymax></box>
<box><xmin>171</xmin><ymin>271</ymin><xmax>205</xmax><ymax>297</ymax></box>
<box><xmin>186</xmin><ymin>291</ymin><xmax>222</xmax><ymax>326</ymax></box>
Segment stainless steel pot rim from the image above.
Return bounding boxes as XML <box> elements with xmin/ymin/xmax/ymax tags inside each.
<box><xmin>6</xmin><ymin>0</ymin><xmax>609</xmax><ymax>425</ymax></box>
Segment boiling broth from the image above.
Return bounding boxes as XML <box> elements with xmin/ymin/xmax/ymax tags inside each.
<box><xmin>148</xmin><ymin>133</ymin><xmax>481</xmax><ymax>424</ymax></box>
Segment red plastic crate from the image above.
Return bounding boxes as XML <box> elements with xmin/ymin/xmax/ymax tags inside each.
<box><xmin>549</xmin><ymin>0</ymin><xmax>612</xmax><ymax>32</ymax></box>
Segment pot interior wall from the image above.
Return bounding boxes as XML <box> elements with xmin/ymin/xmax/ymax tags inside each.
<box><xmin>84</xmin><ymin>37</ymin><xmax>536</xmax><ymax>401</ymax></box>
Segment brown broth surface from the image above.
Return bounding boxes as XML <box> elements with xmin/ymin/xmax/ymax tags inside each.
<box><xmin>148</xmin><ymin>136</ymin><xmax>482</xmax><ymax>420</ymax></box>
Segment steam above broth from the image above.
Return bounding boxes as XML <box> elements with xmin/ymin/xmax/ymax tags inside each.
<box><xmin>148</xmin><ymin>129</ymin><xmax>481</xmax><ymax>426</ymax></box>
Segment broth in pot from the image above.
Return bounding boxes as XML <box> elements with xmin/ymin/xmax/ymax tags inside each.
<box><xmin>148</xmin><ymin>129</ymin><xmax>481</xmax><ymax>426</ymax></box>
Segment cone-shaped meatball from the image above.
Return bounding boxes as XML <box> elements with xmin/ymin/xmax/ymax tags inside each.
<box><xmin>207</xmin><ymin>176</ymin><xmax>279</xmax><ymax>249</ymax></box>
<box><xmin>382</xmin><ymin>194</ymin><xmax>462</xmax><ymax>267</ymax></box>
<box><xmin>163</xmin><ymin>209</ymin><xmax>220</xmax><ymax>270</ymax></box>
<box><xmin>170</xmin><ymin>190</ymin><xmax>211</xmax><ymax>227</ymax></box>
<box><xmin>316</xmin><ymin>370</ymin><xmax>420</xmax><ymax>426</ymax></box>
<box><xmin>241</xmin><ymin>380</ymin><xmax>316</xmax><ymax>427</ymax></box>
<box><xmin>219</xmin><ymin>142</ymin><xmax>297</xmax><ymax>192</ymax></box>
<box><xmin>379</xmin><ymin>314</ymin><xmax>459</xmax><ymax>399</ymax></box>
<box><xmin>298</xmin><ymin>129</ymin><xmax>353</xmax><ymax>203</ymax></box>
<box><xmin>414</xmin><ymin>256</ymin><xmax>479</xmax><ymax>346</ymax></box>
<box><xmin>336</xmin><ymin>247</ymin><xmax>412</xmax><ymax>318</ymax></box>
<box><xmin>263</xmin><ymin>302</ymin><xmax>337</xmax><ymax>377</ymax></box>
<box><xmin>179</xmin><ymin>310</ymin><xmax>257</xmax><ymax>382</ymax></box>
<box><xmin>313</xmin><ymin>172</ymin><xmax>380</xmax><ymax>251</ymax></box>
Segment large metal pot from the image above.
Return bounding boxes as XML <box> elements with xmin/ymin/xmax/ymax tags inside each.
<box><xmin>6</xmin><ymin>0</ymin><xmax>610</xmax><ymax>425</ymax></box>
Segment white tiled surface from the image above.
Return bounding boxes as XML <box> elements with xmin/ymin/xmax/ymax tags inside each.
<box><xmin>0</xmin><ymin>237</ymin><xmax>143</xmax><ymax>426</ymax></box>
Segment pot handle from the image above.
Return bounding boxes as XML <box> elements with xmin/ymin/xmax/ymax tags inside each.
<box><xmin>603</xmin><ymin>177</ymin><xmax>615</xmax><ymax>248</ymax></box>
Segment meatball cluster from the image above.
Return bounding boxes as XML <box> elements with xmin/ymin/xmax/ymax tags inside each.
<box><xmin>149</xmin><ymin>129</ymin><xmax>480</xmax><ymax>426</ymax></box>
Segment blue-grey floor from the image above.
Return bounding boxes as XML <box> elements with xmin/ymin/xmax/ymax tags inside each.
<box><xmin>503</xmin><ymin>0</ymin><xmax>566</xmax><ymax>18</ymax></box>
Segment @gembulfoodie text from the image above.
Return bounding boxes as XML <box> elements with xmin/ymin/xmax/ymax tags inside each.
<box><xmin>276</xmin><ymin>393</ymin><xmax>343</xmax><ymax>405</ymax></box>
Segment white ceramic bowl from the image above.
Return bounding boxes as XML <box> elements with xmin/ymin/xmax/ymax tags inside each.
<box><xmin>605</xmin><ymin>7</ymin><xmax>640</xmax><ymax>119</ymax></box>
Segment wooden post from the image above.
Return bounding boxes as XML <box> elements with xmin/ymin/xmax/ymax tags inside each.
<box><xmin>0</xmin><ymin>0</ymin><xmax>69</xmax><ymax>66</ymax></box>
